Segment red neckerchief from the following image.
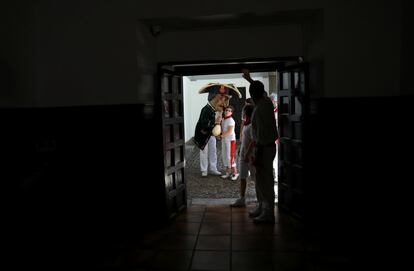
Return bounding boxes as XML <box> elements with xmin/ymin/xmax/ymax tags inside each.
<box><xmin>224</xmin><ymin>115</ymin><xmax>232</xmax><ymax>119</ymax></box>
<box><xmin>244</xmin><ymin>117</ymin><xmax>251</xmax><ymax>125</ymax></box>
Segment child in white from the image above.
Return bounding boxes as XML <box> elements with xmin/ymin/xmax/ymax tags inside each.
<box><xmin>231</xmin><ymin>104</ymin><xmax>256</xmax><ymax>207</ymax></box>
<box><xmin>220</xmin><ymin>105</ymin><xmax>239</xmax><ymax>180</ymax></box>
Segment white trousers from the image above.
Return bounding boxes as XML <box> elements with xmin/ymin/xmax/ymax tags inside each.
<box><xmin>200</xmin><ymin>136</ymin><xmax>218</xmax><ymax>173</ymax></box>
<box><xmin>221</xmin><ymin>140</ymin><xmax>236</xmax><ymax>168</ymax></box>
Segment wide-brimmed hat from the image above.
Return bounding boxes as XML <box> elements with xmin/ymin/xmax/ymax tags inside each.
<box><xmin>198</xmin><ymin>83</ymin><xmax>242</xmax><ymax>98</ymax></box>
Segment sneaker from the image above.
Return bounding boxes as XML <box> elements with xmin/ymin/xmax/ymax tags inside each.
<box><xmin>248</xmin><ymin>205</ymin><xmax>262</xmax><ymax>218</ymax></box>
<box><xmin>230</xmin><ymin>197</ymin><xmax>246</xmax><ymax>207</ymax></box>
<box><xmin>221</xmin><ymin>173</ymin><xmax>231</xmax><ymax>179</ymax></box>
<box><xmin>253</xmin><ymin>211</ymin><xmax>275</xmax><ymax>224</ymax></box>
<box><xmin>231</xmin><ymin>173</ymin><xmax>239</xmax><ymax>181</ymax></box>
<box><xmin>209</xmin><ymin>170</ymin><xmax>221</xmax><ymax>176</ymax></box>
<box><xmin>201</xmin><ymin>172</ymin><xmax>208</xmax><ymax>177</ymax></box>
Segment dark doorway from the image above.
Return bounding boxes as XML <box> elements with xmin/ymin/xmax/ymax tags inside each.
<box><xmin>158</xmin><ymin>57</ymin><xmax>306</xmax><ymax>220</ymax></box>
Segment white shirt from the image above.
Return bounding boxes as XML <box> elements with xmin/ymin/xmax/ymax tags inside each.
<box><xmin>240</xmin><ymin>124</ymin><xmax>253</xmax><ymax>159</ymax></box>
<box><xmin>221</xmin><ymin>117</ymin><xmax>236</xmax><ymax>141</ymax></box>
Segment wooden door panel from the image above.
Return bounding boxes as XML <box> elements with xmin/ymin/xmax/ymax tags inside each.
<box><xmin>160</xmin><ymin>69</ymin><xmax>186</xmax><ymax>219</ymax></box>
<box><xmin>277</xmin><ymin>64</ymin><xmax>308</xmax><ymax>219</ymax></box>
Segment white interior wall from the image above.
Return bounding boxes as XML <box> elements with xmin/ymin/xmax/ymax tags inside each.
<box><xmin>183</xmin><ymin>73</ymin><xmax>269</xmax><ymax>142</ymax></box>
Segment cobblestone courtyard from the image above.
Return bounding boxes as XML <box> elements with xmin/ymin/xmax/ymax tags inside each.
<box><xmin>185</xmin><ymin>140</ymin><xmax>277</xmax><ymax>204</ymax></box>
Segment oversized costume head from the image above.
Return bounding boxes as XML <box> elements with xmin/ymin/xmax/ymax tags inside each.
<box><xmin>199</xmin><ymin>83</ymin><xmax>242</xmax><ymax>112</ymax></box>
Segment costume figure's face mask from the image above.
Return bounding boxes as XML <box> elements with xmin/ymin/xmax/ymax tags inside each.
<box><xmin>209</xmin><ymin>94</ymin><xmax>230</xmax><ymax>112</ymax></box>
<box><xmin>216</xmin><ymin>94</ymin><xmax>231</xmax><ymax>111</ymax></box>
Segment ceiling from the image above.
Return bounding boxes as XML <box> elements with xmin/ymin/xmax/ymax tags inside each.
<box><xmin>139</xmin><ymin>9</ymin><xmax>323</xmax><ymax>34</ymax></box>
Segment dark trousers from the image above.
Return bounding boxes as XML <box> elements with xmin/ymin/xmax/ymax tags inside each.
<box><xmin>255</xmin><ymin>145</ymin><xmax>276</xmax><ymax>212</ymax></box>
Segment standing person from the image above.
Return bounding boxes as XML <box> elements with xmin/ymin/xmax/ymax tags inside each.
<box><xmin>269</xmin><ymin>93</ymin><xmax>278</xmax><ymax>127</ymax></box>
<box><xmin>230</xmin><ymin>104</ymin><xmax>255</xmax><ymax>207</ymax></box>
<box><xmin>269</xmin><ymin>93</ymin><xmax>279</xmax><ymax>182</ymax></box>
<box><xmin>194</xmin><ymin>83</ymin><xmax>242</xmax><ymax>177</ymax></box>
<box><xmin>236</xmin><ymin>98</ymin><xmax>254</xmax><ymax>160</ymax></box>
<box><xmin>242</xmin><ymin>69</ymin><xmax>278</xmax><ymax>223</ymax></box>
<box><xmin>219</xmin><ymin>105</ymin><xmax>239</xmax><ymax>181</ymax></box>
<box><xmin>238</xmin><ymin>98</ymin><xmax>254</xmax><ymax>143</ymax></box>
<box><xmin>193</xmin><ymin>93</ymin><xmax>227</xmax><ymax>177</ymax></box>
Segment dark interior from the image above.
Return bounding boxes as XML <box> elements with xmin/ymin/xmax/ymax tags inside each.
<box><xmin>2</xmin><ymin>1</ymin><xmax>412</xmax><ymax>269</ymax></box>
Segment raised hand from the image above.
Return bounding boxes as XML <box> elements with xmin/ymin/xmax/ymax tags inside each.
<box><xmin>242</xmin><ymin>69</ymin><xmax>253</xmax><ymax>83</ymax></box>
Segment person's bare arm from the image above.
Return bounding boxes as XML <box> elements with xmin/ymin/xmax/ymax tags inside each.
<box><xmin>244</xmin><ymin>140</ymin><xmax>255</xmax><ymax>162</ymax></box>
<box><xmin>242</xmin><ymin>69</ymin><xmax>254</xmax><ymax>83</ymax></box>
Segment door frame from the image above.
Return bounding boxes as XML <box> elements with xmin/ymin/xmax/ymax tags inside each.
<box><xmin>157</xmin><ymin>57</ymin><xmax>304</xmax><ymax>217</ymax></box>
<box><xmin>160</xmin><ymin>57</ymin><xmax>298</xmax><ymax>76</ymax></box>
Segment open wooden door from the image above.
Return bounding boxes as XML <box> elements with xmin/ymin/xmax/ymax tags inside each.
<box><xmin>159</xmin><ymin>68</ymin><xmax>187</xmax><ymax>219</ymax></box>
<box><xmin>277</xmin><ymin>63</ymin><xmax>308</xmax><ymax>219</ymax></box>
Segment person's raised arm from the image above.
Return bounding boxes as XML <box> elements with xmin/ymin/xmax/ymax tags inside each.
<box><xmin>242</xmin><ymin>69</ymin><xmax>254</xmax><ymax>83</ymax></box>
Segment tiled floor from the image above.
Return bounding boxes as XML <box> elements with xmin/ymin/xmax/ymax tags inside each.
<box><xmin>99</xmin><ymin>204</ymin><xmax>337</xmax><ymax>271</ymax></box>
